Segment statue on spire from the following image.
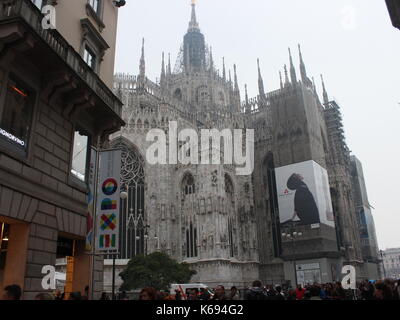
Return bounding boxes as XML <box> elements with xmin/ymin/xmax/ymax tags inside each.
<box><xmin>189</xmin><ymin>0</ymin><xmax>200</xmax><ymax>31</ymax></box>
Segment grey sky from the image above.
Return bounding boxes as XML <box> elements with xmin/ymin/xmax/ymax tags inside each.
<box><xmin>114</xmin><ymin>0</ymin><xmax>400</xmax><ymax>249</ymax></box>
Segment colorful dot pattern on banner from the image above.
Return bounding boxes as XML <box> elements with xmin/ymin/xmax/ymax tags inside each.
<box><xmin>102</xmin><ymin>178</ymin><xmax>118</xmax><ymax>195</ymax></box>
<box><xmin>101</xmin><ymin>198</ymin><xmax>117</xmax><ymax>210</ymax></box>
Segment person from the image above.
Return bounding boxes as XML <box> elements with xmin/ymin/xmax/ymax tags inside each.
<box><xmin>295</xmin><ymin>284</ymin><xmax>306</xmax><ymax>300</ymax></box>
<box><xmin>265</xmin><ymin>285</ymin><xmax>277</xmax><ymax>300</ymax></box>
<box><xmin>229</xmin><ymin>286</ymin><xmax>240</xmax><ymax>300</ymax></box>
<box><xmin>69</xmin><ymin>291</ymin><xmax>82</xmax><ymax>300</ymax></box>
<box><xmin>374</xmin><ymin>282</ymin><xmax>386</xmax><ymax>300</ymax></box>
<box><xmin>82</xmin><ymin>286</ymin><xmax>89</xmax><ymax>300</ymax></box>
<box><xmin>320</xmin><ymin>285</ymin><xmax>328</xmax><ymax>300</ymax></box>
<box><xmin>35</xmin><ymin>292</ymin><xmax>54</xmax><ymax>300</ymax></box>
<box><xmin>286</xmin><ymin>173</ymin><xmax>320</xmax><ymax>225</ymax></box>
<box><xmin>332</xmin><ymin>282</ymin><xmax>346</xmax><ymax>300</ymax></box>
<box><xmin>188</xmin><ymin>289</ymin><xmax>198</xmax><ymax>300</ymax></box>
<box><xmin>174</xmin><ymin>289</ymin><xmax>182</xmax><ymax>300</ymax></box>
<box><xmin>54</xmin><ymin>290</ymin><xmax>63</xmax><ymax>301</ymax></box>
<box><xmin>1</xmin><ymin>284</ymin><xmax>22</xmax><ymax>300</ymax></box>
<box><xmin>99</xmin><ymin>292</ymin><xmax>110</xmax><ymax>300</ymax></box>
<box><xmin>245</xmin><ymin>280</ymin><xmax>266</xmax><ymax>300</ymax></box>
<box><xmin>395</xmin><ymin>280</ymin><xmax>400</xmax><ymax>300</ymax></box>
<box><xmin>118</xmin><ymin>291</ymin><xmax>129</xmax><ymax>300</ymax></box>
<box><xmin>211</xmin><ymin>285</ymin><xmax>227</xmax><ymax>300</ymax></box>
<box><xmin>199</xmin><ymin>288</ymin><xmax>211</xmax><ymax>300</ymax></box>
<box><xmin>286</xmin><ymin>289</ymin><xmax>296</xmax><ymax>300</ymax></box>
<box><xmin>139</xmin><ymin>287</ymin><xmax>156</xmax><ymax>300</ymax></box>
<box><xmin>275</xmin><ymin>286</ymin><xmax>285</xmax><ymax>300</ymax></box>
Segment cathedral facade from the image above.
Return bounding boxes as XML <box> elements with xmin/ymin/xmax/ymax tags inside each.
<box><xmin>104</xmin><ymin>2</ymin><xmax>377</xmax><ymax>290</ymax></box>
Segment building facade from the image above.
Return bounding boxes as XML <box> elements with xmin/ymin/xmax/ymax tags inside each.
<box><xmin>0</xmin><ymin>0</ymin><xmax>123</xmax><ymax>299</ymax></box>
<box><xmin>107</xmin><ymin>2</ymin><xmax>376</xmax><ymax>289</ymax></box>
<box><xmin>382</xmin><ymin>248</ymin><xmax>400</xmax><ymax>279</ymax></box>
<box><xmin>350</xmin><ymin>156</ymin><xmax>380</xmax><ymax>280</ymax></box>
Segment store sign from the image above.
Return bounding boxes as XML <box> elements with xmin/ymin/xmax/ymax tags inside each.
<box><xmin>0</xmin><ymin>127</ymin><xmax>25</xmax><ymax>147</ymax></box>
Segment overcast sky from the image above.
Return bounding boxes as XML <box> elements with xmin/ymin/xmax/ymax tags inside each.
<box><xmin>114</xmin><ymin>0</ymin><xmax>400</xmax><ymax>250</ymax></box>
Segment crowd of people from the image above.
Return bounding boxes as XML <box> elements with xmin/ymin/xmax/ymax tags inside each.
<box><xmin>138</xmin><ymin>279</ymin><xmax>400</xmax><ymax>301</ymax></box>
<box><xmin>1</xmin><ymin>279</ymin><xmax>399</xmax><ymax>300</ymax></box>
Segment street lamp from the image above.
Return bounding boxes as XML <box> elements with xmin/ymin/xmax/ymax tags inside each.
<box><xmin>110</xmin><ymin>191</ymin><xmax>129</xmax><ymax>300</ymax></box>
<box><xmin>379</xmin><ymin>250</ymin><xmax>387</xmax><ymax>279</ymax></box>
<box><xmin>282</xmin><ymin>225</ymin><xmax>303</xmax><ymax>288</ymax></box>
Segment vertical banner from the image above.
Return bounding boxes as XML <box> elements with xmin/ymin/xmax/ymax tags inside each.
<box><xmin>64</xmin><ymin>256</ymin><xmax>75</xmax><ymax>300</ymax></box>
<box><xmin>95</xmin><ymin>149</ymin><xmax>122</xmax><ymax>253</ymax></box>
<box><xmin>86</xmin><ymin>147</ymin><xmax>97</xmax><ymax>251</ymax></box>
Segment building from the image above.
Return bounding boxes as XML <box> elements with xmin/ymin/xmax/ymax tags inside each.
<box><xmin>106</xmin><ymin>2</ymin><xmax>375</xmax><ymax>290</ymax></box>
<box><xmin>386</xmin><ymin>0</ymin><xmax>400</xmax><ymax>30</ymax></box>
<box><xmin>382</xmin><ymin>248</ymin><xmax>400</xmax><ymax>279</ymax></box>
<box><xmin>0</xmin><ymin>0</ymin><xmax>124</xmax><ymax>299</ymax></box>
<box><xmin>351</xmin><ymin>156</ymin><xmax>380</xmax><ymax>280</ymax></box>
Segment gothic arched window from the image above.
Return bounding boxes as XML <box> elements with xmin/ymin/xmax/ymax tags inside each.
<box><xmin>225</xmin><ymin>174</ymin><xmax>234</xmax><ymax>202</ymax></box>
<box><xmin>174</xmin><ymin>88</ymin><xmax>182</xmax><ymax>101</ymax></box>
<box><xmin>111</xmin><ymin>139</ymin><xmax>145</xmax><ymax>259</ymax></box>
<box><xmin>182</xmin><ymin>173</ymin><xmax>196</xmax><ymax>196</ymax></box>
<box><xmin>186</xmin><ymin>222</ymin><xmax>198</xmax><ymax>258</ymax></box>
<box><xmin>225</xmin><ymin>174</ymin><xmax>235</xmax><ymax>257</ymax></box>
<box><xmin>263</xmin><ymin>152</ymin><xmax>282</xmax><ymax>257</ymax></box>
<box><xmin>197</xmin><ymin>86</ymin><xmax>209</xmax><ymax>105</ymax></box>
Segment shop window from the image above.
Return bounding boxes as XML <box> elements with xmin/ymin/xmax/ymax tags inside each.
<box><xmin>71</xmin><ymin>131</ymin><xmax>89</xmax><ymax>182</ymax></box>
<box><xmin>0</xmin><ymin>74</ymin><xmax>36</xmax><ymax>152</ymax></box>
<box><xmin>0</xmin><ymin>223</ymin><xmax>10</xmax><ymax>273</ymax></box>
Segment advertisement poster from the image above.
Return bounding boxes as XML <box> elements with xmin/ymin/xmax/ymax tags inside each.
<box><xmin>95</xmin><ymin>149</ymin><xmax>122</xmax><ymax>253</ymax></box>
<box><xmin>275</xmin><ymin>160</ymin><xmax>335</xmax><ymax>228</ymax></box>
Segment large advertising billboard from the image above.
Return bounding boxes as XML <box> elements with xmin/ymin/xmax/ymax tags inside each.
<box><xmin>275</xmin><ymin>160</ymin><xmax>335</xmax><ymax>228</ymax></box>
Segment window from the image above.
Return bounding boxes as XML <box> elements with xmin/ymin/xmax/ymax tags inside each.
<box><xmin>182</xmin><ymin>173</ymin><xmax>195</xmax><ymax>195</ymax></box>
<box><xmin>88</xmin><ymin>0</ymin><xmax>100</xmax><ymax>14</ymax></box>
<box><xmin>71</xmin><ymin>131</ymin><xmax>89</xmax><ymax>182</ymax></box>
<box><xmin>0</xmin><ymin>74</ymin><xmax>36</xmax><ymax>151</ymax></box>
<box><xmin>83</xmin><ymin>46</ymin><xmax>97</xmax><ymax>71</ymax></box>
<box><xmin>186</xmin><ymin>222</ymin><xmax>198</xmax><ymax>258</ymax></box>
<box><xmin>31</xmin><ymin>0</ymin><xmax>43</xmax><ymax>9</ymax></box>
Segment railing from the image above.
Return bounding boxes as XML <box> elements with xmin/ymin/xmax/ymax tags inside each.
<box><xmin>0</xmin><ymin>0</ymin><xmax>122</xmax><ymax>117</ymax></box>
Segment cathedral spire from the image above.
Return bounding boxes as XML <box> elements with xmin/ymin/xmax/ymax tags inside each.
<box><xmin>222</xmin><ymin>57</ymin><xmax>226</xmax><ymax>81</ymax></box>
<box><xmin>209</xmin><ymin>46</ymin><xmax>214</xmax><ymax>73</ymax></box>
<box><xmin>160</xmin><ymin>52</ymin><xmax>166</xmax><ymax>86</ymax></box>
<box><xmin>284</xmin><ymin>64</ymin><xmax>290</xmax><ymax>86</ymax></box>
<box><xmin>257</xmin><ymin>58</ymin><xmax>265</xmax><ymax>97</ymax></box>
<box><xmin>139</xmin><ymin>38</ymin><xmax>145</xmax><ymax>78</ymax></box>
<box><xmin>288</xmin><ymin>48</ymin><xmax>297</xmax><ymax>84</ymax></box>
<box><xmin>279</xmin><ymin>71</ymin><xmax>283</xmax><ymax>89</ymax></box>
<box><xmin>298</xmin><ymin>44</ymin><xmax>307</xmax><ymax>83</ymax></box>
<box><xmin>139</xmin><ymin>38</ymin><xmax>146</xmax><ymax>87</ymax></box>
<box><xmin>321</xmin><ymin>74</ymin><xmax>329</xmax><ymax>104</ymax></box>
<box><xmin>312</xmin><ymin>76</ymin><xmax>317</xmax><ymax>96</ymax></box>
<box><xmin>245</xmin><ymin>84</ymin><xmax>250</xmax><ymax>114</ymax></box>
<box><xmin>167</xmin><ymin>53</ymin><xmax>172</xmax><ymax>76</ymax></box>
<box><xmin>234</xmin><ymin>64</ymin><xmax>239</xmax><ymax>92</ymax></box>
<box><xmin>188</xmin><ymin>0</ymin><xmax>200</xmax><ymax>32</ymax></box>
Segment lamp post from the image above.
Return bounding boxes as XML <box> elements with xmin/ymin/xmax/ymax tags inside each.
<box><xmin>282</xmin><ymin>226</ymin><xmax>303</xmax><ymax>288</ymax></box>
<box><xmin>379</xmin><ymin>250</ymin><xmax>387</xmax><ymax>279</ymax></box>
<box><xmin>109</xmin><ymin>191</ymin><xmax>128</xmax><ymax>301</ymax></box>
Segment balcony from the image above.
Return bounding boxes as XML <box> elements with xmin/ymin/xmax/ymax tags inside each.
<box><xmin>0</xmin><ymin>0</ymin><xmax>124</xmax><ymax>132</ymax></box>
